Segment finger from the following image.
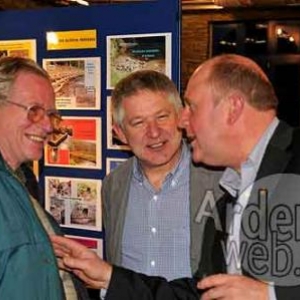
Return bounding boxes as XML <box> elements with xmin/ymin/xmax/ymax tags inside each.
<box><xmin>50</xmin><ymin>235</ymin><xmax>87</xmax><ymax>255</ymax></box>
<box><xmin>56</xmin><ymin>258</ymin><xmax>73</xmax><ymax>272</ymax></box>
<box><xmin>198</xmin><ymin>274</ymin><xmax>233</xmax><ymax>290</ymax></box>
<box><xmin>63</xmin><ymin>255</ymin><xmax>91</xmax><ymax>271</ymax></box>
<box><xmin>52</xmin><ymin>244</ymin><xmax>70</xmax><ymax>257</ymax></box>
<box><xmin>73</xmin><ymin>270</ymin><xmax>101</xmax><ymax>289</ymax></box>
<box><xmin>201</xmin><ymin>286</ymin><xmax>226</xmax><ymax>300</ymax></box>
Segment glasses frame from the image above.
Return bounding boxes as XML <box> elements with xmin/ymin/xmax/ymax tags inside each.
<box><xmin>1</xmin><ymin>99</ymin><xmax>61</xmax><ymax>125</ymax></box>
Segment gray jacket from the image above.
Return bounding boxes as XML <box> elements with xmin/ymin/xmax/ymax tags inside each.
<box><xmin>102</xmin><ymin>158</ymin><xmax>223</xmax><ymax>275</ymax></box>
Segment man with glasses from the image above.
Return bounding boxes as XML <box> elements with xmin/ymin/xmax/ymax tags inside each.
<box><xmin>0</xmin><ymin>56</ymin><xmax>88</xmax><ymax>299</ymax></box>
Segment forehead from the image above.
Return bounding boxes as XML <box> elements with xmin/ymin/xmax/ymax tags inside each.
<box><xmin>185</xmin><ymin>63</ymin><xmax>215</xmax><ymax>101</ymax></box>
<box><xmin>123</xmin><ymin>90</ymin><xmax>175</xmax><ymax>111</ymax></box>
<box><xmin>10</xmin><ymin>71</ymin><xmax>55</xmax><ymax>104</ymax></box>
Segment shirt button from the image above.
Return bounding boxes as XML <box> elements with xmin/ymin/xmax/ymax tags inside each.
<box><xmin>153</xmin><ymin>195</ymin><xmax>158</xmax><ymax>201</ymax></box>
<box><xmin>151</xmin><ymin>227</ymin><xmax>157</xmax><ymax>234</ymax></box>
<box><xmin>150</xmin><ymin>260</ymin><xmax>156</xmax><ymax>267</ymax></box>
<box><xmin>171</xmin><ymin>180</ymin><xmax>176</xmax><ymax>187</ymax></box>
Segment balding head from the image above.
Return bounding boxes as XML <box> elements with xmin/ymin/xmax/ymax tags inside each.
<box><xmin>181</xmin><ymin>54</ymin><xmax>278</xmax><ymax>169</ymax></box>
<box><xmin>189</xmin><ymin>54</ymin><xmax>278</xmax><ymax>111</ymax></box>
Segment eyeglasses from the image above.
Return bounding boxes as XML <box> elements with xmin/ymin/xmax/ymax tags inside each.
<box><xmin>2</xmin><ymin>99</ymin><xmax>61</xmax><ymax>126</ymax></box>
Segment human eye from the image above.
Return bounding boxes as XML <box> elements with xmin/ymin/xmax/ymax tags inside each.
<box><xmin>28</xmin><ymin>105</ymin><xmax>45</xmax><ymax>122</ymax></box>
<box><xmin>130</xmin><ymin>119</ymin><xmax>144</xmax><ymax>128</ymax></box>
<box><xmin>30</xmin><ymin>105</ymin><xmax>44</xmax><ymax>114</ymax></box>
<box><xmin>157</xmin><ymin>113</ymin><xmax>169</xmax><ymax>121</ymax></box>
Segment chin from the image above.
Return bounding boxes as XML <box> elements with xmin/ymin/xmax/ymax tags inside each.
<box><xmin>28</xmin><ymin>152</ymin><xmax>43</xmax><ymax>162</ymax></box>
<box><xmin>191</xmin><ymin>150</ymin><xmax>203</xmax><ymax>164</ymax></box>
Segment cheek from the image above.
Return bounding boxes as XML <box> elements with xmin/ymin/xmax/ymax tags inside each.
<box><xmin>189</xmin><ymin>115</ymin><xmax>199</xmax><ymax>134</ymax></box>
<box><xmin>168</xmin><ymin>122</ymin><xmax>181</xmax><ymax>136</ymax></box>
<box><xmin>126</xmin><ymin>130</ymin><xmax>144</xmax><ymax>148</ymax></box>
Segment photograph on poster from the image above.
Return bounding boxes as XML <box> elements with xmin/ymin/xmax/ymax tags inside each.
<box><xmin>0</xmin><ymin>39</ymin><xmax>36</xmax><ymax>60</ymax></box>
<box><xmin>45</xmin><ymin>116</ymin><xmax>102</xmax><ymax>169</ymax></box>
<box><xmin>107</xmin><ymin>32</ymin><xmax>172</xmax><ymax>89</ymax></box>
<box><xmin>45</xmin><ymin>176</ymin><xmax>102</xmax><ymax>231</ymax></box>
<box><xmin>106</xmin><ymin>96</ymin><xmax>130</xmax><ymax>151</ymax></box>
<box><xmin>66</xmin><ymin>235</ymin><xmax>103</xmax><ymax>258</ymax></box>
<box><xmin>43</xmin><ymin>57</ymin><xmax>101</xmax><ymax>110</ymax></box>
<box><xmin>106</xmin><ymin>157</ymin><xmax>127</xmax><ymax>174</ymax></box>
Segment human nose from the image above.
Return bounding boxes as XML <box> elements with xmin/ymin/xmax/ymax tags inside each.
<box><xmin>146</xmin><ymin>120</ymin><xmax>160</xmax><ymax>138</ymax></box>
<box><xmin>39</xmin><ymin>114</ymin><xmax>54</xmax><ymax>133</ymax></box>
<box><xmin>178</xmin><ymin>106</ymin><xmax>190</xmax><ymax>130</ymax></box>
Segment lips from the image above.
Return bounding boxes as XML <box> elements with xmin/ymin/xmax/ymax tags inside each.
<box><xmin>149</xmin><ymin>142</ymin><xmax>163</xmax><ymax>148</ymax></box>
<box><xmin>26</xmin><ymin>133</ymin><xmax>46</xmax><ymax>143</ymax></box>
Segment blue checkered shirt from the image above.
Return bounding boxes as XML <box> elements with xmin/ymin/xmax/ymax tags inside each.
<box><xmin>121</xmin><ymin>143</ymin><xmax>192</xmax><ymax>280</ymax></box>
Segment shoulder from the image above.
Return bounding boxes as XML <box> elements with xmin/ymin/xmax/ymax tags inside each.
<box><xmin>103</xmin><ymin>158</ymin><xmax>134</xmax><ymax>185</ymax></box>
<box><xmin>191</xmin><ymin>162</ymin><xmax>224</xmax><ymax>180</ymax></box>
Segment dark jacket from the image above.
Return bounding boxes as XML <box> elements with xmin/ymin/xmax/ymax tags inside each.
<box><xmin>105</xmin><ymin>121</ymin><xmax>300</xmax><ymax>300</ymax></box>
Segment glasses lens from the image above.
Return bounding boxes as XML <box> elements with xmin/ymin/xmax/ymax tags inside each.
<box><xmin>27</xmin><ymin>105</ymin><xmax>45</xmax><ymax>123</ymax></box>
<box><xmin>27</xmin><ymin>105</ymin><xmax>61</xmax><ymax>126</ymax></box>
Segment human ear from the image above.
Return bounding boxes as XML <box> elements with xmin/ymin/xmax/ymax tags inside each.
<box><xmin>112</xmin><ymin>124</ymin><xmax>128</xmax><ymax>145</ymax></box>
<box><xmin>227</xmin><ymin>92</ymin><xmax>244</xmax><ymax>125</ymax></box>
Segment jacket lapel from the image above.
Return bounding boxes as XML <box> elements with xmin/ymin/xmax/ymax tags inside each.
<box><xmin>197</xmin><ymin>122</ymin><xmax>294</xmax><ymax>278</ymax></box>
<box><xmin>256</xmin><ymin>121</ymin><xmax>293</xmax><ymax>180</ymax></box>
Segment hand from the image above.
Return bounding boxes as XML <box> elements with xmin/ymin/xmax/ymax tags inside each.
<box><xmin>50</xmin><ymin>235</ymin><xmax>113</xmax><ymax>289</ymax></box>
<box><xmin>197</xmin><ymin>274</ymin><xmax>268</xmax><ymax>300</ymax></box>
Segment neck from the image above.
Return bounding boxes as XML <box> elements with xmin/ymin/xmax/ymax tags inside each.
<box><xmin>232</xmin><ymin>111</ymin><xmax>276</xmax><ymax>171</ymax></box>
<box><xmin>141</xmin><ymin>147</ymin><xmax>182</xmax><ymax>191</ymax></box>
<box><xmin>0</xmin><ymin>148</ymin><xmax>19</xmax><ymax>171</ymax></box>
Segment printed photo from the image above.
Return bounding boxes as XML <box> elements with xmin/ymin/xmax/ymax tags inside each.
<box><xmin>45</xmin><ymin>176</ymin><xmax>102</xmax><ymax>231</ymax></box>
<box><xmin>0</xmin><ymin>39</ymin><xmax>36</xmax><ymax>60</ymax></box>
<box><xmin>106</xmin><ymin>157</ymin><xmax>127</xmax><ymax>174</ymax></box>
<box><xmin>45</xmin><ymin>116</ymin><xmax>102</xmax><ymax>169</ymax></box>
<box><xmin>107</xmin><ymin>33</ymin><xmax>171</xmax><ymax>88</ymax></box>
<box><xmin>43</xmin><ymin>57</ymin><xmax>101</xmax><ymax>110</ymax></box>
<box><xmin>66</xmin><ymin>235</ymin><xmax>103</xmax><ymax>258</ymax></box>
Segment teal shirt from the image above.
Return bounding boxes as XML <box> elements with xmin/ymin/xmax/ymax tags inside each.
<box><xmin>0</xmin><ymin>156</ymin><xmax>65</xmax><ymax>299</ymax></box>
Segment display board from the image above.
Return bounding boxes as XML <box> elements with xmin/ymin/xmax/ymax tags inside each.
<box><xmin>0</xmin><ymin>0</ymin><xmax>181</xmax><ymax>258</ymax></box>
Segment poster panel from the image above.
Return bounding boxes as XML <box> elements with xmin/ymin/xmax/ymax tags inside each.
<box><xmin>45</xmin><ymin>116</ymin><xmax>102</xmax><ymax>169</ymax></box>
<box><xmin>66</xmin><ymin>235</ymin><xmax>103</xmax><ymax>258</ymax></box>
<box><xmin>43</xmin><ymin>57</ymin><xmax>101</xmax><ymax>110</ymax></box>
<box><xmin>0</xmin><ymin>39</ymin><xmax>36</xmax><ymax>60</ymax></box>
<box><xmin>106</xmin><ymin>157</ymin><xmax>127</xmax><ymax>174</ymax></box>
<box><xmin>107</xmin><ymin>32</ymin><xmax>172</xmax><ymax>89</ymax></box>
<box><xmin>45</xmin><ymin>176</ymin><xmax>102</xmax><ymax>231</ymax></box>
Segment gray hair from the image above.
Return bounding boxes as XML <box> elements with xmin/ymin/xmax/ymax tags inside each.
<box><xmin>111</xmin><ymin>70</ymin><xmax>182</xmax><ymax>127</ymax></box>
<box><xmin>0</xmin><ymin>56</ymin><xmax>50</xmax><ymax>105</ymax></box>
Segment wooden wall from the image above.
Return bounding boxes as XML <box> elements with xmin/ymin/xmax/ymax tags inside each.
<box><xmin>181</xmin><ymin>7</ymin><xmax>300</xmax><ymax>91</ymax></box>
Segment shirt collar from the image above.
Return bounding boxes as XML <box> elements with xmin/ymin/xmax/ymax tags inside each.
<box><xmin>220</xmin><ymin>117</ymin><xmax>279</xmax><ymax>196</ymax></box>
<box><xmin>133</xmin><ymin>141</ymin><xmax>190</xmax><ymax>183</ymax></box>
